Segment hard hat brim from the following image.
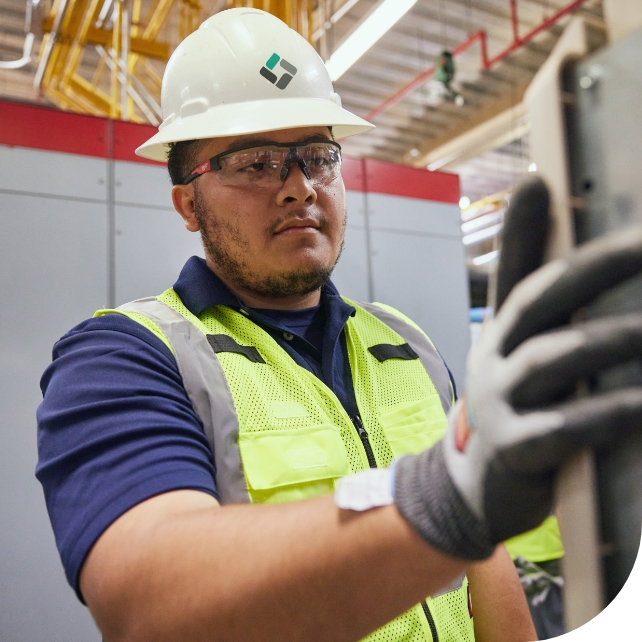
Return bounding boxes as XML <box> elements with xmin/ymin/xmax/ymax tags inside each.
<box><xmin>136</xmin><ymin>97</ymin><xmax>374</xmax><ymax>161</ymax></box>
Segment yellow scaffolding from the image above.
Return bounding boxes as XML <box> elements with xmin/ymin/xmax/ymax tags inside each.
<box><xmin>226</xmin><ymin>0</ymin><xmax>315</xmax><ymax>41</ymax></box>
<box><xmin>36</xmin><ymin>0</ymin><xmax>318</xmax><ymax>123</ymax></box>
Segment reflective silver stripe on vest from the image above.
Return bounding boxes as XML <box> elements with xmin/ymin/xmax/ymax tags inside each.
<box><xmin>357</xmin><ymin>302</ymin><xmax>453</xmax><ymax>416</ymax></box>
<box><xmin>118</xmin><ymin>298</ymin><xmax>250</xmax><ymax>505</ymax></box>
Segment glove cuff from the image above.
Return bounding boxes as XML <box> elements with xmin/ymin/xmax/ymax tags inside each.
<box><xmin>394</xmin><ymin>441</ymin><xmax>495</xmax><ymax>561</ymax></box>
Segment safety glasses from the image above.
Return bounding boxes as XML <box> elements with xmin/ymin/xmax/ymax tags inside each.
<box><xmin>182</xmin><ymin>138</ymin><xmax>342</xmax><ymax>187</ymax></box>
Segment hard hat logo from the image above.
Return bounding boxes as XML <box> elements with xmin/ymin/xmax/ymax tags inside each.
<box><xmin>260</xmin><ymin>53</ymin><xmax>298</xmax><ymax>90</ymax></box>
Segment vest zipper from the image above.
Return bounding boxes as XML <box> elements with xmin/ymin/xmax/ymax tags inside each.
<box><xmin>421</xmin><ymin>601</ymin><xmax>439</xmax><ymax>642</ymax></box>
<box><xmin>352</xmin><ymin>414</ymin><xmax>377</xmax><ymax>468</ymax></box>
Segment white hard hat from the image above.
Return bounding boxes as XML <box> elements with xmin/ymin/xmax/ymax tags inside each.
<box><xmin>136</xmin><ymin>8</ymin><xmax>374</xmax><ymax>161</ymax></box>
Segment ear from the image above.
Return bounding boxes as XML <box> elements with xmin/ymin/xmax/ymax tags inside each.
<box><xmin>172</xmin><ymin>184</ymin><xmax>201</xmax><ymax>232</ymax></box>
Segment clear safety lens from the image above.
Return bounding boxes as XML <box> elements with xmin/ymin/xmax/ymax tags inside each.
<box><xmin>217</xmin><ymin>142</ymin><xmax>341</xmax><ymax>187</ymax></box>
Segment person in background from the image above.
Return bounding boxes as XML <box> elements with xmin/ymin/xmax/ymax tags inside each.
<box><xmin>506</xmin><ymin>519</ymin><xmax>565</xmax><ymax>639</ymax></box>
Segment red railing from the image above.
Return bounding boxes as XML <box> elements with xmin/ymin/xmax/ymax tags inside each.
<box><xmin>364</xmin><ymin>0</ymin><xmax>590</xmax><ymax>122</ymax></box>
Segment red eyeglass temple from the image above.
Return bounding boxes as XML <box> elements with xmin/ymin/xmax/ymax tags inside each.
<box><xmin>189</xmin><ymin>159</ymin><xmax>211</xmax><ymax>180</ymax></box>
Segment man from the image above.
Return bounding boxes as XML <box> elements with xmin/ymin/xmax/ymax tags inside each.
<box><xmin>37</xmin><ymin>8</ymin><xmax>642</xmax><ymax>642</ymax></box>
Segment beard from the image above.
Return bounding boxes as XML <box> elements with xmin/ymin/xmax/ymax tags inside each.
<box><xmin>193</xmin><ymin>184</ymin><xmax>344</xmax><ymax>299</ymax></box>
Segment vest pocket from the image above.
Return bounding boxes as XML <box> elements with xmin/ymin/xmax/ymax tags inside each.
<box><xmin>239</xmin><ymin>424</ymin><xmax>350</xmax><ymax>504</ymax></box>
<box><xmin>378</xmin><ymin>395</ymin><xmax>447</xmax><ymax>458</ymax></box>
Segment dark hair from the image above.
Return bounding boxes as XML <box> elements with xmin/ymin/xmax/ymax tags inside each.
<box><xmin>166</xmin><ymin>139</ymin><xmax>208</xmax><ymax>186</ymax></box>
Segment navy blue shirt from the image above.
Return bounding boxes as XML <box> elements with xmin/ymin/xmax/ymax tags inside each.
<box><xmin>36</xmin><ymin>257</ymin><xmax>358</xmax><ymax>600</ymax></box>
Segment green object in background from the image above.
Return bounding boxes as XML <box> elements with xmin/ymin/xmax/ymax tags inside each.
<box><xmin>435</xmin><ymin>50</ymin><xmax>464</xmax><ymax>105</ymax></box>
<box><xmin>435</xmin><ymin>50</ymin><xmax>456</xmax><ymax>89</ymax></box>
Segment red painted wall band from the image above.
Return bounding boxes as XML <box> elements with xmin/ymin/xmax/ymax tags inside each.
<box><xmin>0</xmin><ymin>99</ymin><xmax>107</xmax><ymax>158</ymax></box>
<box><xmin>0</xmin><ymin>99</ymin><xmax>459</xmax><ymax>202</ymax></box>
<box><xmin>363</xmin><ymin>158</ymin><xmax>460</xmax><ymax>204</ymax></box>
<box><xmin>0</xmin><ymin>99</ymin><xmax>162</xmax><ymax>165</ymax></box>
<box><xmin>340</xmin><ymin>157</ymin><xmax>365</xmax><ymax>192</ymax></box>
<box><xmin>113</xmin><ymin>119</ymin><xmax>162</xmax><ymax>165</ymax></box>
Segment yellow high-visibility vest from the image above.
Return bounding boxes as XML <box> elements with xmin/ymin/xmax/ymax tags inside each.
<box><xmin>96</xmin><ymin>290</ymin><xmax>476</xmax><ymax>642</ymax></box>
<box><xmin>505</xmin><ymin>516</ymin><xmax>565</xmax><ymax>564</ymax></box>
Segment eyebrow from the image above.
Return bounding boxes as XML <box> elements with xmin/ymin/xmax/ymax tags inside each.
<box><xmin>222</xmin><ymin>133</ymin><xmax>333</xmax><ymax>153</ymax></box>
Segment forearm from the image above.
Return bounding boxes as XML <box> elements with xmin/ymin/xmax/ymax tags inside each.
<box><xmin>82</xmin><ymin>490</ymin><xmax>467</xmax><ymax>642</ymax></box>
<box><xmin>467</xmin><ymin>546</ymin><xmax>536</xmax><ymax>642</ymax></box>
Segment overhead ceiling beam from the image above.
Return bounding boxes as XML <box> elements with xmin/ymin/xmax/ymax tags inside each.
<box><xmin>404</xmin><ymin>77</ymin><xmax>531</xmax><ymax>166</ymax></box>
<box><xmin>418</xmin><ymin>101</ymin><xmax>528</xmax><ymax>172</ymax></box>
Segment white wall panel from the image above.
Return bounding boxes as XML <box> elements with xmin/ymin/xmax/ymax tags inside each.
<box><xmin>367</xmin><ymin>192</ymin><xmax>462</xmax><ymax>238</ymax></box>
<box><xmin>0</xmin><ymin>146</ymin><xmax>108</xmax><ymax>202</ymax></box>
<box><xmin>114</xmin><ymin>204</ymin><xmax>204</xmax><ymax>305</ymax></box>
<box><xmin>345</xmin><ymin>187</ymin><xmax>366</xmax><ymax>228</ymax></box>
<box><xmin>335</xmin><ymin>189</ymin><xmax>470</xmax><ymax>386</ymax></box>
<box><xmin>331</xmin><ymin>225</ymin><xmax>370</xmax><ymax>302</ymax></box>
<box><xmin>0</xmin><ymin>192</ymin><xmax>106</xmax><ymax>642</ymax></box>
<box><xmin>114</xmin><ymin>158</ymin><xmax>173</xmax><ymax>208</ymax></box>
<box><xmin>331</xmin><ymin>189</ymin><xmax>369</xmax><ymax>301</ymax></box>
<box><xmin>370</xmin><ymin>229</ymin><xmax>470</xmax><ymax>391</ymax></box>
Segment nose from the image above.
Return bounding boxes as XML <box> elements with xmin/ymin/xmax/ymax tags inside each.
<box><xmin>275</xmin><ymin>161</ymin><xmax>317</xmax><ymax>205</ymax></box>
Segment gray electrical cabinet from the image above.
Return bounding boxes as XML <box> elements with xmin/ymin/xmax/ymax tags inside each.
<box><xmin>0</xmin><ymin>146</ymin><xmax>105</xmax><ymax>640</ymax></box>
<box><xmin>566</xmin><ymin>26</ymin><xmax>642</xmax><ymax>602</ymax></box>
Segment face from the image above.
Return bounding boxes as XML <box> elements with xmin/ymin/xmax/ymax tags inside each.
<box><xmin>172</xmin><ymin>126</ymin><xmax>346</xmax><ymax>305</ymax></box>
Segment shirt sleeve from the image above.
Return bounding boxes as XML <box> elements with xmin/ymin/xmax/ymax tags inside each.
<box><xmin>36</xmin><ymin>314</ymin><xmax>218</xmax><ymax>602</ymax></box>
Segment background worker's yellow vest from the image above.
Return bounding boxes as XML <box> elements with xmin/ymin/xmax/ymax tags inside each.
<box><xmin>97</xmin><ymin>289</ymin><xmax>476</xmax><ymax>642</ymax></box>
<box><xmin>504</xmin><ymin>516</ymin><xmax>565</xmax><ymax>563</ymax></box>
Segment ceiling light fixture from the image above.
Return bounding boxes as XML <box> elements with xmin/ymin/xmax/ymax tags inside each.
<box><xmin>461</xmin><ymin>211</ymin><xmax>502</xmax><ymax>234</ymax></box>
<box><xmin>462</xmin><ymin>223</ymin><xmax>503</xmax><ymax>246</ymax></box>
<box><xmin>325</xmin><ymin>0</ymin><xmax>418</xmax><ymax>81</ymax></box>
<box><xmin>472</xmin><ymin>250</ymin><xmax>499</xmax><ymax>266</ymax></box>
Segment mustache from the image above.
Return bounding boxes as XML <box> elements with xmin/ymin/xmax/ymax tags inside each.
<box><xmin>267</xmin><ymin>210</ymin><xmax>328</xmax><ymax>235</ymax></box>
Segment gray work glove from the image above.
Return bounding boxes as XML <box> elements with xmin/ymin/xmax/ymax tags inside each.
<box><xmin>394</xmin><ymin>223</ymin><xmax>642</xmax><ymax>561</ymax></box>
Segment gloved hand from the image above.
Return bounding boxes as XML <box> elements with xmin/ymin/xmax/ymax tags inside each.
<box><xmin>394</xmin><ymin>223</ymin><xmax>642</xmax><ymax>560</ymax></box>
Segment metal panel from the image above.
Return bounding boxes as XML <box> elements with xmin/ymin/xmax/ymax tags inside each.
<box><xmin>114</xmin><ymin>159</ymin><xmax>173</xmax><ymax>209</ymax></box>
<box><xmin>370</xmin><ymin>228</ymin><xmax>470</xmax><ymax>391</ymax></box>
<box><xmin>332</xmin><ymin>225</ymin><xmax>370</xmax><ymax>302</ymax></box>
<box><xmin>114</xmin><ymin>204</ymin><xmax>204</xmax><ymax>305</ymax></box>
<box><xmin>0</xmin><ymin>192</ymin><xmax>106</xmax><ymax>642</ymax></box>
<box><xmin>331</xmin><ymin>189</ymin><xmax>370</xmax><ymax>302</ymax></box>
<box><xmin>367</xmin><ymin>192</ymin><xmax>462</xmax><ymax>237</ymax></box>
<box><xmin>0</xmin><ymin>146</ymin><xmax>108</xmax><ymax>202</ymax></box>
<box><xmin>568</xmin><ymin>26</ymin><xmax>642</xmax><ymax>603</ymax></box>
<box><xmin>345</xmin><ymin>187</ymin><xmax>366</xmax><ymax>228</ymax></box>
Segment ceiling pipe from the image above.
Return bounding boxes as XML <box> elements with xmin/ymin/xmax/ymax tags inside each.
<box><xmin>0</xmin><ymin>0</ymin><xmax>37</xmax><ymax>70</ymax></box>
<box><xmin>510</xmin><ymin>0</ymin><xmax>519</xmax><ymax>43</ymax></box>
<box><xmin>0</xmin><ymin>32</ymin><xmax>34</xmax><ymax>69</ymax></box>
<box><xmin>364</xmin><ymin>0</ymin><xmax>591</xmax><ymax>122</ymax></box>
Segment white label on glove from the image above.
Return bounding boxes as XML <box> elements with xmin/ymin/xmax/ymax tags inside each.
<box><xmin>335</xmin><ymin>468</ymin><xmax>394</xmax><ymax>511</ymax></box>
